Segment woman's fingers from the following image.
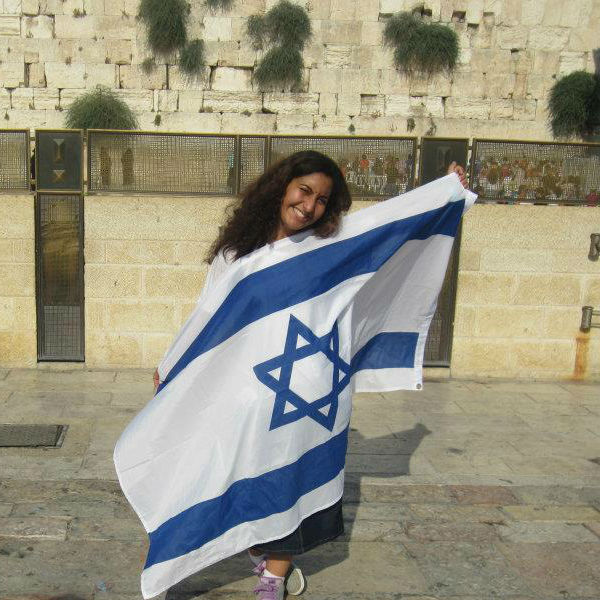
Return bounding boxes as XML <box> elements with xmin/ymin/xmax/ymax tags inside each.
<box><xmin>153</xmin><ymin>369</ymin><xmax>160</xmax><ymax>390</ymax></box>
<box><xmin>448</xmin><ymin>162</ymin><xmax>468</xmax><ymax>189</ymax></box>
<box><xmin>447</xmin><ymin>161</ymin><xmax>457</xmax><ymax>175</ymax></box>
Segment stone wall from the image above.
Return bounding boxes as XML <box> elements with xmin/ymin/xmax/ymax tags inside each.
<box><xmin>1</xmin><ymin>0</ymin><xmax>598</xmax><ymax>139</ymax></box>
<box><xmin>453</xmin><ymin>205</ymin><xmax>600</xmax><ymax>381</ymax></box>
<box><xmin>0</xmin><ymin>194</ymin><xmax>36</xmax><ymax>367</ymax></box>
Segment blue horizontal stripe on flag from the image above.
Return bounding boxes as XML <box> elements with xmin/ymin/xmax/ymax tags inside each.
<box><xmin>351</xmin><ymin>332</ymin><xmax>419</xmax><ymax>372</ymax></box>
<box><xmin>144</xmin><ymin>426</ymin><xmax>349</xmax><ymax>568</ymax></box>
<box><xmin>158</xmin><ymin>200</ymin><xmax>464</xmax><ymax>393</ymax></box>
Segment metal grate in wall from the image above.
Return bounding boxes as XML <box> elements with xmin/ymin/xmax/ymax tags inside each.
<box><xmin>270</xmin><ymin>136</ymin><xmax>417</xmax><ymax>198</ymax></box>
<box><xmin>472</xmin><ymin>139</ymin><xmax>600</xmax><ymax>205</ymax></box>
<box><xmin>239</xmin><ymin>136</ymin><xmax>268</xmax><ymax>193</ymax></box>
<box><xmin>36</xmin><ymin>193</ymin><xmax>84</xmax><ymax>361</ymax></box>
<box><xmin>0</xmin><ymin>129</ymin><xmax>30</xmax><ymax>190</ymax></box>
<box><xmin>87</xmin><ymin>131</ymin><xmax>238</xmax><ymax>195</ymax></box>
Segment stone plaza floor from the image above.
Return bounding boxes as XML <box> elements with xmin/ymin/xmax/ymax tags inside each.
<box><xmin>0</xmin><ymin>369</ymin><xmax>599</xmax><ymax>600</ymax></box>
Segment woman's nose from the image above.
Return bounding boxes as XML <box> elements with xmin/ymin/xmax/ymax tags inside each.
<box><xmin>303</xmin><ymin>194</ymin><xmax>318</xmax><ymax>212</ymax></box>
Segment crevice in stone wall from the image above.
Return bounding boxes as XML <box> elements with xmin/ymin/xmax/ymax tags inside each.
<box><xmin>482</xmin><ymin>12</ymin><xmax>495</xmax><ymax>27</ymax></box>
<box><xmin>451</xmin><ymin>11</ymin><xmax>466</xmax><ymax>23</ymax></box>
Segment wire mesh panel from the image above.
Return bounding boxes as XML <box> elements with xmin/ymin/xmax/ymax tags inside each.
<box><xmin>418</xmin><ymin>138</ymin><xmax>468</xmax><ymax>366</ymax></box>
<box><xmin>36</xmin><ymin>193</ymin><xmax>84</xmax><ymax>361</ymax></box>
<box><xmin>0</xmin><ymin>129</ymin><xmax>30</xmax><ymax>191</ymax></box>
<box><xmin>270</xmin><ymin>137</ymin><xmax>417</xmax><ymax>198</ymax></box>
<box><xmin>239</xmin><ymin>136</ymin><xmax>267</xmax><ymax>192</ymax></box>
<box><xmin>471</xmin><ymin>140</ymin><xmax>600</xmax><ymax>205</ymax></box>
<box><xmin>88</xmin><ymin>131</ymin><xmax>238</xmax><ymax>195</ymax></box>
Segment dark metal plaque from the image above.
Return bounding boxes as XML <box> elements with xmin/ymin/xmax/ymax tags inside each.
<box><xmin>239</xmin><ymin>136</ymin><xmax>268</xmax><ymax>193</ymax></box>
<box><xmin>35</xmin><ymin>129</ymin><xmax>83</xmax><ymax>192</ymax></box>
<box><xmin>419</xmin><ymin>138</ymin><xmax>469</xmax><ymax>185</ymax></box>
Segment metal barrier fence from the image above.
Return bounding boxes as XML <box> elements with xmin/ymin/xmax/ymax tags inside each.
<box><xmin>471</xmin><ymin>139</ymin><xmax>600</xmax><ymax>206</ymax></box>
<box><xmin>0</xmin><ymin>129</ymin><xmax>30</xmax><ymax>191</ymax></box>
<box><xmin>87</xmin><ymin>131</ymin><xmax>238</xmax><ymax>195</ymax></box>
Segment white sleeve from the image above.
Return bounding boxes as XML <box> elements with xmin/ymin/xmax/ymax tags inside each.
<box><xmin>197</xmin><ymin>250</ymin><xmax>234</xmax><ymax>303</ymax></box>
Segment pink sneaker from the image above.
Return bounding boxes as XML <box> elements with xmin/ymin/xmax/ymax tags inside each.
<box><xmin>249</xmin><ymin>554</ymin><xmax>307</xmax><ymax>596</ymax></box>
<box><xmin>253</xmin><ymin>560</ymin><xmax>285</xmax><ymax>600</ymax></box>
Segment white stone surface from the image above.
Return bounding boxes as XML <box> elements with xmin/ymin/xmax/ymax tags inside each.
<box><xmin>10</xmin><ymin>86</ymin><xmax>33</xmax><ymax>109</ymax></box>
<box><xmin>202</xmin><ymin>16</ymin><xmax>232</xmax><ymax>42</ymax></box>
<box><xmin>45</xmin><ymin>61</ymin><xmax>86</xmax><ymax>88</ymax></box>
<box><xmin>445</xmin><ymin>97</ymin><xmax>491</xmax><ymax>120</ymax></box>
<box><xmin>557</xmin><ymin>51</ymin><xmax>587</xmax><ymax>75</ymax></box>
<box><xmin>0</xmin><ymin>61</ymin><xmax>25</xmax><ymax>86</ymax></box>
<box><xmin>263</xmin><ymin>93</ymin><xmax>319</xmax><ymax>114</ymax></box>
<box><xmin>85</xmin><ymin>62</ymin><xmax>117</xmax><ymax>87</ymax></box>
<box><xmin>3</xmin><ymin>0</ymin><xmax>22</xmax><ymax>14</ymax></box>
<box><xmin>0</xmin><ymin>15</ymin><xmax>20</xmax><ymax>35</ymax></box>
<box><xmin>211</xmin><ymin>66</ymin><xmax>252</xmax><ymax>92</ymax></box>
<box><xmin>21</xmin><ymin>0</ymin><xmax>39</xmax><ymax>14</ymax></box>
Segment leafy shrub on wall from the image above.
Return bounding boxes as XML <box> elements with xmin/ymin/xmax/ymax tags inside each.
<box><xmin>247</xmin><ymin>0</ymin><xmax>312</xmax><ymax>90</ymax></box>
<box><xmin>138</xmin><ymin>0</ymin><xmax>206</xmax><ymax>76</ymax></box>
<box><xmin>548</xmin><ymin>71</ymin><xmax>600</xmax><ymax>138</ymax></box>
<box><xmin>383</xmin><ymin>11</ymin><xmax>458</xmax><ymax>75</ymax></box>
<box><xmin>65</xmin><ymin>86</ymin><xmax>139</xmax><ymax>130</ymax></box>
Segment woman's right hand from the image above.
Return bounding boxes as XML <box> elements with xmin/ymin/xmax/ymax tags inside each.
<box><xmin>153</xmin><ymin>369</ymin><xmax>160</xmax><ymax>391</ymax></box>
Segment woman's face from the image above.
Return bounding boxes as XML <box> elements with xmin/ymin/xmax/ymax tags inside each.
<box><xmin>275</xmin><ymin>172</ymin><xmax>333</xmax><ymax>240</ymax></box>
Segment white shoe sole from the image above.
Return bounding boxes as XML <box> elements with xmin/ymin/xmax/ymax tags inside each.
<box><xmin>285</xmin><ymin>566</ymin><xmax>306</xmax><ymax>596</ymax></box>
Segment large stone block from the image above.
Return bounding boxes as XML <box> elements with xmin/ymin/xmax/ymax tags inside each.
<box><xmin>514</xmin><ymin>274</ymin><xmax>582</xmax><ymax>306</ymax></box>
<box><xmin>543</xmin><ymin>307</ymin><xmax>581</xmax><ymax>338</ymax></box>
<box><xmin>475</xmin><ymin>306</ymin><xmax>546</xmax><ymax>338</ymax></box>
<box><xmin>10</xmin><ymin>88</ymin><xmax>34</xmax><ymax>110</ymax></box>
<box><xmin>211</xmin><ymin>66</ymin><xmax>252</xmax><ymax>92</ymax></box>
<box><xmin>144</xmin><ymin>266</ymin><xmax>205</xmax><ymax>299</ymax></box>
<box><xmin>97</xmin><ymin>15</ymin><xmax>136</xmax><ymax>39</ymax></box>
<box><xmin>86</xmin><ymin>331</ymin><xmax>142</xmax><ymax>367</ymax></box>
<box><xmin>0</xmin><ymin>88</ymin><xmax>10</xmax><ymax>110</ymax></box>
<box><xmin>174</xmin><ymin>241</ymin><xmax>212</xmax><ymax>265</ymax></box>
<box><xmin>54</xmin><ymin>14</ymin><xmax>98</xmax><ymax>38</ymax></box>
<box><xmin>168</xmin><ymin>65</ymin><xmax>210</xmax><ymax>90</ymax></box>
<box><xmin>359</xmin><ymin>94</ymin><xmax>384</xmax><ymax>116</ymax></box>
<box><xmin>324</xmin><ymin>45</ymin><xmax>353</xmax><ymax>69</ymax></box>
<box><xmin>0</xmin><ymin>331</ymin><xmax>36</xmax><ymax>367</ymax></box>
<box><xmin>568</xmin><ymin>28</ymin><xmax>597</xmax><ymax>52</ymax></box>
<box><xmin>177</xmin><ymin>89</ymin><xmax>203</xmax><ymax>113</ymax></box>
<box><xmin>318</xmin><ymin>92</ymin><xmax>337</xmax><ymax>116</ymax></box>
<box><xmin>521</xmin><ymin>0</ymin><xmax>544</xmax><ymax>25</ymax></box>
<box><xmin>202</xmin><ymin>16</ymin><xmax>232</xmax><ymax>41</ymax></box>
<box><xmin>141</xmin><ymin>332</ymin><xmax>173</xmax><ymax>368</ymax></box>
<box><xmin>445</xmin><ymin>97</ymin><xmax>491</xmax><ymax>120</ymax></box>
<box><xmin>511</xmin><ymin>340</ymin><xmax>575</xmax><ymax>372</ymax></box>
<box><xmin>311</xmin><ymin>114</ymin><xmax>351</xmax><ymax>135</ymax></box>
<box><xmin>33</xmin><ymin>88</ymin><xmax>59</xmax><ymax>109</ymax></box>
<box><xmin>0</xmin><ymin>15</ymin><xmax>20</xmax><ymax>35</ymax></box>
<box><xmin>320</xmin><ymin>20</ymin><xmax>362</xmax><ymax>45</ymax></box>
<box><xmin>584</xmin><ymin>276</ymin><xmax>600</xmax><ymax>305</ymax></box>
<box><xmin>0</xmin><ymin>197</ymin><xmax>33</xmax><ymax>239</ymax></box>
<box><xmin>529</xmin><ymin>27</ymin><xmax>570</xmax><ymax>50</ymax></box>
<box><xmin>351</xmin><ymin>114</ymin><xmax>402</xmax><ymax>135</ymax></box>
<box><xmin>157</xmin><ymin>111</ymin><xmax>222</xmax><ymax>133</ymax></box>
<box><xmin>85</xmin><ymin>63</ymin><xmax>117</xmax><ymax>87</ymax></box>
<box><xmin>107</xmin><ymin>301</ymin><xmax>176</xmax><ymax>332</ymax></box>
<box><xmin>118</xmin><ymin>64</ymin><xmax>166</xmax><ymax>89</ymax></box>
<box><xmin>0</xmin><ymin>62</ymin><xmax>25</xmax><ymax>87</ymax></box>
<box><xmin>22</xmin><ymin>0</ymin><xmax>39</xmax><ymax>14</ymax></box>
<box><xmin>340</xmin><ymin>68</ymin><xmax>381</xmax><ymax>95</ymax></box>
<box><xmin>275</xmin><ymin>113</ymin><xmax>314</xmax><ymax>134</ymax></box>
<box><xmin>456</xmin><ymin>272</ymin><xmax>516</xmax><ymax>305</ymax></box>
<box><xmin>451</xmin><ymin>338</ymin><xmax>513</xmax><ymax>375</ymax></box>
<box><xmin>263</xmin><ymin>93</ymin><xmax>319</xmax><ymax>114</ymax></box>
<box><xmin>46</xmin><ymin>62</ymin><xmax>86</xmax><ymax>88</ymax></box>
<box><xmin>105</xmin><ymin>240</ymin><xmax>175</xmax><ymax>265</ymax></box>
<box><xmin>308</xmin><ymin>68</ymin><xmax>342</xmax><ymax>94</ymax></box>
<box><xmin>361</xmin><ymin>21</ymin><xmax>384</xmax><ymax>45</ymax></box>
<box><xmin>497</xmin><ymin>26</ymin><xmax>529</xmax><ymax>49</ymax></box>
<box><xmin>85</xmin><ymin>264</ymin><xmax>142</xmax><ymax>298</ymax></box>
<box><xmin>470</xmin><ymin>49</ymin><xmax>513</xmax><ymax>73</ymax></box>
<box><xmin>513</xmin><ymin>98</ymin><xmax>537</xmax><ymax>120</ymax></box>
<box><xmin>337</xmin><ymin>93</ymin><xmax>361</xmax><ymax>116</ymax></box>
<box><xmin>485</xmin><ymin>72</ymin><xmax>516</xmax><ymax>99</ymax></box>
<box><xmin>23</xmin><ymin>15</ymin><xmax>53</xmax><ymax>38</ymax></box>
<box><xmin>558</xmin><ymin>51</ymin><xmax>587</xmax><ymax>75</ymax></box>
<box><xmin>156</xmin><ymin>89</ymin><xmax>178</xmax><ymax>112</ymax></box>
<box><xmin>29</xmin><ymin>62</ymin><xmax>47</xmax><ymax>87</ymax></box>
<box><xmin>380</xmin><ymin>70</ymin><xmax>410</xmax><ymax>95</ymax></box>
<box><xmin>452</xmin><ymin>72</ymin><xmax>485</xmax><ymax>98</ymax></box>
<box><xmin>0</xmin><ymin>264</ymin><xmax>34</xmax><ymax>297</ymax></box>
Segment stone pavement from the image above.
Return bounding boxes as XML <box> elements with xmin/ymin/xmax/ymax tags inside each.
<box><xmin>0</xmin><ymin>369</ymin><xmax>599</xmax><ymax>600</ymax></box>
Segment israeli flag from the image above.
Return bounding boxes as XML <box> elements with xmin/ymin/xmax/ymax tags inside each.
<box><xmin>114</xmin><ymin>174</ymin><xmax>476</xmax><ymax>598</ymax></box>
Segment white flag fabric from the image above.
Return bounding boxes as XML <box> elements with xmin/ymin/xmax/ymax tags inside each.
<box><xmin>114</xmin><ymin>174</ymin><xmax>476</xmax><ymax>598</ymax></box>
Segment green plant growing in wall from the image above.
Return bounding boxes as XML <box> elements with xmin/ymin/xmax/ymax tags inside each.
<box><xmin>247</xmin><ymin>0</ymin><xmax>312</xmax><ymax>90</ymax></box>
<box><xmin>138</xmin><ymin>0</ymin><xmax>205</xmax><ymax>77</ymax></box>
<box><xmin>547</xmin><ymin>70</ymin><xmax>600</xmax><ymax>138</ymax></box>
<box><xmin>65</xmin><ymin>86</ymin><xmax>139</xmax><ymax>130</ymax></box>
<box><xmin>383</xmin><ymin>11</ymin><xmax>458</xmax><ymax>75</ymax></box>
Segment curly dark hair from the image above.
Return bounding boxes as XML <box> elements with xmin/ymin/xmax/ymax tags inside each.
<box><xmin>207</xmin><ymin>150</ymin><xmax>352</xmax><ymax>263</ymax></box>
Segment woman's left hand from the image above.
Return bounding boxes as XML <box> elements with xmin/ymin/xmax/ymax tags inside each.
<box><xmin>447</xmin><ymin>161</ymin><xmax>468</xmax><ymax>189</ymax></box>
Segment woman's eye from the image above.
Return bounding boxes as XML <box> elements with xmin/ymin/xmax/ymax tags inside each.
<box><xmin>318</xmin><ymin>197</ymin><xmax>328</xmax><ymax>205</ymax></box>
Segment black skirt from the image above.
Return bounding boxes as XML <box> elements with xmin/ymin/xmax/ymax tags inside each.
<box><xmin>253</xmin><ymin>499</ymin><xmax>344</xmax><ymax>555</ymax></box>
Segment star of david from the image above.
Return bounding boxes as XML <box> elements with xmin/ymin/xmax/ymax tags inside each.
<box><xmin>253</xmin><ymin>315</ymin><xmax>352</xmax><ymax>432</ymax></box>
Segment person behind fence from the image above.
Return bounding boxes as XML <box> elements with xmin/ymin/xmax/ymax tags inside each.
<box><xmin>150</xmin><ymin>151</ymin><xmax>467</xmax><ymax>600</ymax></box>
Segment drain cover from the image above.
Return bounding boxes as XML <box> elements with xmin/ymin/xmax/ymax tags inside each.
<box><xmin>0</xmin><ymin>424</ymin><xmax>67</xmax><ymax>447</ymax></box>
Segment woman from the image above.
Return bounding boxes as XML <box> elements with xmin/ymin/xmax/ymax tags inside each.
<box><xmin>154</xmin><ymin>150</ymin><xmax>466</xmax><ymax>600</ymax></box>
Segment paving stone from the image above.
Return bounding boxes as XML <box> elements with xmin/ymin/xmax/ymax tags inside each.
<box><xmin>501</xmin><ymin>505</ymin><xmax>600</xmax><ymax>522</ymax></box>
<box><xmin>495</xmin><ymin>521</ymin><xmax>599</xmax><ymax>543</ymax></box>
<box><xmin>512</xmin><ymin>485</ymin><xmax>600</xmax><ymax>506</ymax></box>
<box><xmin>585</xmin><ymin>522</ymin><xmax>600</xmax><ymax>538</ymax></box>
<box><xmin>0</xmin><ymin>539</ymin><xmax>146</xmax><ymax>595</ymax></box>
<box><xmin>0</xmin><ymin>502</ymin><xmax>14</xmax><ymax>516</ymax></box>
<box><xmin>448</xmin><ymin>485</ymin><xmax>522</xmax><ymax>505</ymax></box>
<box><xmin>343</xmin><ymin>501</ymin><xmax>411</xmax><ymax>522</ymax></box>
<box><xmin>402</xmin><ymin>541</ymin><xmax>534</xmax><ymax>597</ymax></box>
<box><xmin>0</xmin><ymin>516</ymin><xmax>68</xmax><ymax>540</ymax></box>
<box><xmin>10</xmin><ymin>499</ymin><xmax>131</xmax><ymax>519</ymax></box>
<box><xmin>497</xmin><ymin>542</ymin><xmax>600</xmax><ymax>598</ymax></box>
<box><xmin>0</xmin><ymin>479</ymin><xmax>124</xmax><ymax>503</ymax></box>
<box><xmin>67</xmin><ymin>516</ymin><xmax>145</xmax><ymax>541</ymax></box>
<box><xmin>408</xmin><ymin>504</ymin><xmax>508</xmax><ymax>524</ymax></box>
<box><xmin>404</xmin><ymin>520</ymin><xmax>500</xmax><ymax>543</ymax></box>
